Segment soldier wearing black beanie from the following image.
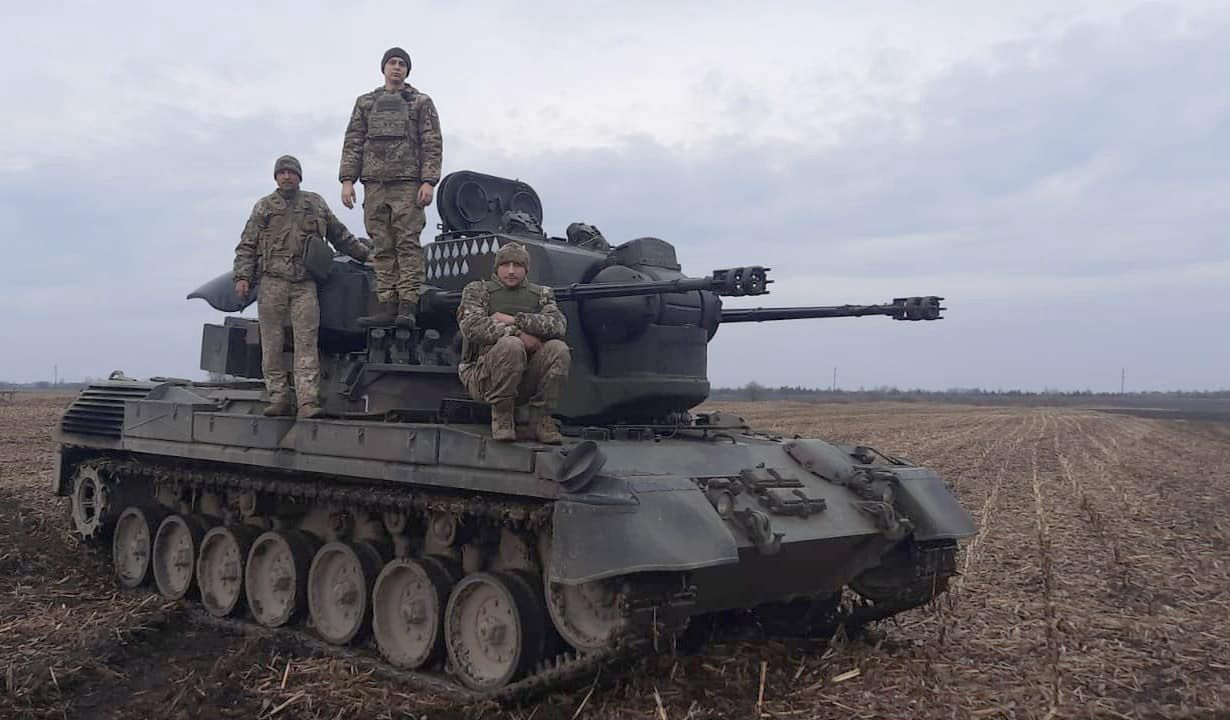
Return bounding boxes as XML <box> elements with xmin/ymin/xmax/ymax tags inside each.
<box><xmin>340</xmin><ymin>46</ymin><xmax>443</xmax><ymax>330</ymax></box>
<box><xmin>381</xmin><ymin>46</ymin><xmax>411</xmax><ymax>72</ymax></box>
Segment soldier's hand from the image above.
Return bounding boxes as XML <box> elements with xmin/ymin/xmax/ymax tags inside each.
<box><xmin>418</xmin><ymin>182</ymin><xmax>434</xmax><ymax>208</ymax></box>
<box><xmin>234</xmin><ymin>280</ymin><xmax>250</xmax><ymax>299</ymax></box>
<box><xmin>341</xmin><ymin>181</ymin><xmax>356</xmax><ymax>209</ymax></box>
<box><xmin>518</xmin><ymin>332</ymin><xmax>543</xmax><ymax>353</ymax></box>
<box><xmin>491</xmin><ymin>312</ymin><xmax>516</xmax><ymax>326</ymax></box>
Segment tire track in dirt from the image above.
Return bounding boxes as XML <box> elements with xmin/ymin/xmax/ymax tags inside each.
<box><xmin>706</xmin><ymin>405</ymin><xmax>1060</xmax><ymax>716</ymax></box>
<box><xmin>945</xmin><ymin>410</ymin><xmax>1037</xmax><ymax>590</ymax></box>
<box><xmin>1030</xmin><ymin>413</ymin><xmax>1062</xmax><ymax>716</ymax></box>
<box><xmin>1044</xmin><ymin>410</ymin><xmax>1165</xmax><ymax>714</ymax></box>
<box><xmin>1037</xmin><ymin>409</ymin><xmax>1230</xmax><ymax>715</ymax></box>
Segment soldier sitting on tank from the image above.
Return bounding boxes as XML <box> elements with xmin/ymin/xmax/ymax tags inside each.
<box><xmin>234</xmin><ymin>155</ymin><xmax>371</xmax><ymax>418</ymax></box>
<box><xmin>457</xmin><ymin>242</ymin><xmax>571</xmax><ymax>444</ymax></box>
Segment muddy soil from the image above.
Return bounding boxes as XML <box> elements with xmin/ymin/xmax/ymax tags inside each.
<box><xmin>1</xmin><ymin>394</ymin><xmax>1227</xmax><ymax>719</ymax></box>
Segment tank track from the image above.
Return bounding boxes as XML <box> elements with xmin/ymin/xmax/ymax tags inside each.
<box><xmin>71</xmin><ymin>454</ymin><xmax>956</xmax><ymax>701</ymax></box>
<box><xmin>71</xmin><ymin>453</ymin><xmax>656</xmax><ymax>703</ymax></box>
<box><xmin>187</xmin><ymin>608</ymin><xmax>637</xmax><ymax>704</ymax></box>
<box><xmin>844</xmin><ymin>541</ymin><xmax>957</xmax><ymax>627</ymax></box>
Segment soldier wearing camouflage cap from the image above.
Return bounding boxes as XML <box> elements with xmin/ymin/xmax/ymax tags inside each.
<box><xmin>234</xmin><ymin>155</ymin><xmax>371</xmax><ymax>418</ymax></box>
<box><xmin>340</xmin><ymin>46</ymin><xmax>443</xmax><ymax>330</ymax></box>
<box><xmin>457</xmin><ymin>242</ymin><xmax>571</xmax><ymax>443</ymax></box>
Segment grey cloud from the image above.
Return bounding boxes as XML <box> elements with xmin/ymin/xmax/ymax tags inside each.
<box><xmin>1</xmin><ymin>3</ymin><xmax>1227</xmax><ymax>392</ymax></box>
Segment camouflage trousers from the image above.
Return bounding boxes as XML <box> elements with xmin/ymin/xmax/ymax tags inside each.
<box><xmin>257</xmin><ymin>276</ymin><xmax>320</xmax><ymax>407</ymax></box>
<box><xmin>363</xmin><ymin>180</ymin><xmax>426</xmax><ymax>304</ymax></box>
<box><xmin>460</xmin><ymin>336</ymin><xmax>571</xmax><ymax>410</ymax></box>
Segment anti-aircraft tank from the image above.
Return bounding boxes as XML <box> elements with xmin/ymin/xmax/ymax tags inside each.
<box><xmin>53</xmin><ymin>170</ymin><xmax>975</xmax><ymax>697</ymax></box>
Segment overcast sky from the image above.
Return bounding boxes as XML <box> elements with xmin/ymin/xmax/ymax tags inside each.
<box><xmin>1</xmin><ymin>1</ymin><xmax>1227</xmax><ymax>391</ymax></box>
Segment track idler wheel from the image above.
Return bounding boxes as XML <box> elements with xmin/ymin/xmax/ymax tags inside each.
<box><xmin>543</xmin><ymin>576</ymin><xmax>626</xmax><ymax>653</ymax></box>
<box><xmin>112</xmin><ymin>506</ymin><xmax>163</xmax><ymax>589</ymax></box>
<box><xmin>372</xmin><ymin>556</ymin><xmax>460</xmax><ymax>668</ymax></box>
<box><xmin>444</xmin><ymin>571</ymin><xmax>547</xmax><ymax>691</ymax></box>
<box><xmin>540</xmin><ymin>534</ymin><xmax>626</xmax><ymax>652</ymax></box>
<box><xmin>197</xmin><ymin>526</ymin><xmax>261</xmax><ymax>617</ymax></box>
<box><xmin>307</xmin><ymin>541</ymin><xmax>385</xmax><ymax>645</ymax></box>
<box><xmin>245</xmin><ymin>530</ymin><xmax>320</xmax><ymax>627</ymax></box>
<box><xmin>152</xmin><ymin>514</ymin><xmax>209</xmax><ymax>600</ymax></box>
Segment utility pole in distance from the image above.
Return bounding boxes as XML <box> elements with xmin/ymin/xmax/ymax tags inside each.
<box><xmin>1120</xmin><ymin>367</ymin><xmax>1125</xmax><ymax>394</ymax></box>
<box><xmin>831</xmin><ymin>367</ymin><xmax>837</xmax><ymax>392</ymax></box>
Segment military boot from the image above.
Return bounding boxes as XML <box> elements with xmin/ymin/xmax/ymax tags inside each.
<box><xmin>395</xmin><ymin>299</ymin><xmax>418</xmax><ymax>329</ymax></box>
<box><xmin>357</xmin><ymin>301</ymin><xmax>397</xmax><ymax>328</ymax></box>
<box><xmin>530</xmin><ymin>409</ymin><xmax>563</xmax><ymax>445</ymax></box>
<box><xmin>262</xmin><ymin>396</ymin><xmax>294</xmax><ymax>417</ymax></box>
<box><xmin>491</xmin><ymin>400</ymin><xmax>516</xmax><ymax>442</ymax></box>
<box><xmin>299</xmin><ymin>403</ymin><xmax>325</xmax><ymax>419</ymax></box>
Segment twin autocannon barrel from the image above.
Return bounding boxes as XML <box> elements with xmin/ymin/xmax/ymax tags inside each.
<box><xmin>720</xmin><ymin>296</ymin><xmax>945</xmax><ymax>323</ymax></box>
<box><xmin>426</xmin><ymin>265</ymin><xmax>945</xmax><ymax>323</ymax></box>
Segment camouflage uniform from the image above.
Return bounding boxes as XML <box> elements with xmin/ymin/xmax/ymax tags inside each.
<box><xmin>234</xmin><ymin>177</ymin><xmax>369</xmax><ymax>412</ymax></box>
<box><xmin>457</xmin><ymin>244</ymin><xmax>570</xmax><ymax>442</ymax></box>
<box><xmin>339</xmin><ymin>84</ymin><xmax>442</xmax><ymax>308</ymax></box>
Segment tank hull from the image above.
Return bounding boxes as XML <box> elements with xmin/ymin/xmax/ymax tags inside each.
<box><xmin>54</xmin><ymin>379</ymin><xmax>974</xmax><ymax>695</ymax></box>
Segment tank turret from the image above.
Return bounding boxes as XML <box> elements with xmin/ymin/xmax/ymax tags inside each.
<box><xmin>190</xmin><ymin>170</ymin><xmax>944</xmax><ymax>423</ymax></box>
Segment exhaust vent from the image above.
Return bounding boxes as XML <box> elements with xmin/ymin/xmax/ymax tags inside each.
<box><xmin>61</xmin><ymin>381</ymin><xmax>156</xmax><ymax>437</ymax></box>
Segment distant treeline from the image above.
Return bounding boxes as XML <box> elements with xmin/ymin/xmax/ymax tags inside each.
<box><xmin>0</xmin><ymin>381</ymin><xmax>88</xmax><ymax>390</ymax></box>
<box><xmin>710</xmin><ymin>383</ymin><xmax>1230</xmax><ymax>409</ymax></box>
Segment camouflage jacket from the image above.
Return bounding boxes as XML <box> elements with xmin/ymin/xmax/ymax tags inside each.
<box><xmin>457</xmin><ymin>279</ymin><xmax>567</xmax><ymax>365</ymax></box>
<box><xmin>234</xmin><ymin>190</ymin><xmax>368</xmax><ymax>283</ymax></box>
<box><xmin>339</xmin><ymin>85</ymin><xmax>443</xmax><ymax>185</ymax></box>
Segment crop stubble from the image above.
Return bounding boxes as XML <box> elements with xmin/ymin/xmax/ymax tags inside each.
<box><xmin>0</xmin><ymin>395</ymin><xmax>1226</xmax><ymax>719</ymax></box>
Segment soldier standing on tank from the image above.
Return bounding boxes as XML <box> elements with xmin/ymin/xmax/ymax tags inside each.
<box><xmin>234</xmin><ymin>155</ymin><xmax>371</xmax><ymax>418</ymax></box>
<box><xmin>457</xmin><ymin>243</ymin><xmax>571</xmax><ymax>444</ymax></box>
<box><xmin>340</xmin><ymin>46</ymin><xmax>443</xmax><ymax>329</ymax></box>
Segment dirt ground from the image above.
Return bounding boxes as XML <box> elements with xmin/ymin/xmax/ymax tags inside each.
<box><xmin>1</xmin><ymin>393</ymin><xmax>1227</xmax><ymax>719</ymax></box>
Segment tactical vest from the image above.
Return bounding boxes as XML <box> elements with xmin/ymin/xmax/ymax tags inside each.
<box><xmin>485</xmin><ymin>280</ymin><xmax>544</xmax><ymax>316</ymax></box>
<box><xmin>359</xmin><ymin>88</ymin><xmax>424</xmax><ymax>183</ymax></box>
<box><xmin>260</xmin><ymin>194</ymin><xmax>329</xmax><ymax>282</ymax></box>
<box><xmin>367</xmin><ymin>91</ymin><xmax>411</xmax><ymax>142</ymax></box>
<box><xmin>461</xmin><ymin>280</ymin><xmax>546</xmax><ymax>364</ymax></box>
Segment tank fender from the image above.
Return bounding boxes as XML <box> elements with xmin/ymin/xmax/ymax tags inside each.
<box><xmin>548</xmin><ymin>474</ymin><xmax>738</xmax><ymax>585</ymax></box>
<box><xmin>890</xmin><ymin>467</ymin><xmax>977</xmax><ymax>541</ymax></box>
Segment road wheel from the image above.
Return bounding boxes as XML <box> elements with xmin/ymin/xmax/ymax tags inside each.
<box><xmin>372</xmin><ymin>556</ymin><xmax>458</xmax><ymax>668</ymax></box>
<box><xmin>307</xmin><ymin>541</ymin><xmax>384</xmax><ymax>645</ymax></box>
<box><xmin>197</xmin><ymin>526</ymin><xmax>260</xmax><ymax>617</ymax></box>
<box><xmin>152</xmin><ymin>514</ymin><xmax>208</xmax><ymax>600</ymax></box>
<box><xmin>444</xmin><ymin>571</ymin><xmax>546</xmax><ymax>690</ymax></box>
<box><xmin>112</xmin><ymin>506</ymin><xmax>160</xmax><ymax>589</ymax></box>
<box><xmin>245</xmin><ymin>530</ymin><xmax>319</xmax><ymax>627</ymax></box>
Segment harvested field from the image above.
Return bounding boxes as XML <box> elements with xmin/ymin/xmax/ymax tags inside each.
<box><xmin>1</xmin><ymin>394</ymin><xmax>1228</xmax><ymax>719</ymax></box>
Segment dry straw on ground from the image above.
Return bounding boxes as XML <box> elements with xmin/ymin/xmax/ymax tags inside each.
<box><xmin>1</xmin><ymin>393</ymin><xmax>1227</xmax><ymax>719</ymax></box>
